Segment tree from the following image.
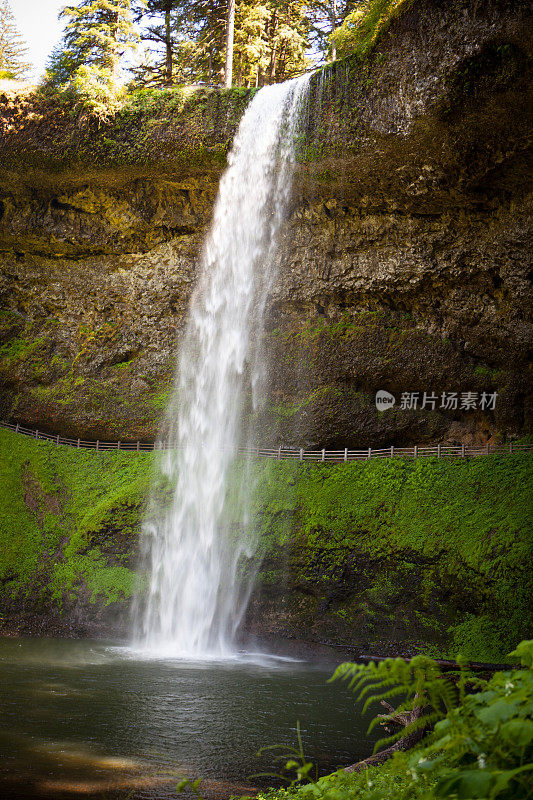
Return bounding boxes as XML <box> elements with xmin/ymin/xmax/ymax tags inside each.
<box><xmin>307</xmin><ymin>0</ymin><xmax>355</xmax><ymax>62</ymax></box>
<box><xmin>131</xmin><ymin>0</ymin><xmax>226</xmax><ymax>87</ymax></box>
<box><xmin>130</xmin><ymin>0</ymin><xmax>312</xmax><ymax>90</ymax></box>
<box><xmin>0</xmin><ymin>0</ymin><xmax>31</xmax><ymax>79</ymax></box>
<box><xmin>224</xmin><ymin>0</ymin><xmax>235</xmax><ymax>86</ymax></box>
<box><xmin>133</xmin><ymin>0</ymin><xmax>182</xmax><ymax>85</ymax></box>
<box><xmin>56</xmin><ymin>0</ymin><xmax>140</xmax><ymax>87</ymax></box>
<box><xmin>232</xmin><ymin>0</ymin><xmax>309</xmax><ymax>88</ymax></box>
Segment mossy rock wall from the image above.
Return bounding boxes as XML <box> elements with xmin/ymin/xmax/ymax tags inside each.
<box><xmin>0</xmin><ymin>0</ymin><xmax>531</xmax><ymax>446</ymax></box>
<box><xmin>1</xmin><ymin>427</ymin><xmax>531</xmax><ymax>662</ymax></box>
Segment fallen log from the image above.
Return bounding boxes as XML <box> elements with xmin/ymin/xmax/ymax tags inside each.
<box><xmin>344</xmin><ymin>698</ymin><xmax>425</xmax><ymax>773</ymax></box>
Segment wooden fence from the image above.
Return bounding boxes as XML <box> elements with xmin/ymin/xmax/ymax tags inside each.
<box><xmin>1</xmin><ymin>420</ymin><xmax>531</xmax><ymax>462</ymax></box>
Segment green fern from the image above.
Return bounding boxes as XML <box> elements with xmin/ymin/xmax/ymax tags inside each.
<box><xmin>256</xmin><ymin>641</ymin><xmax>533</xmax><ymax>800</ymax></box>
<box><xmin>330</xmin><ymin>655</ymin><xmax>487</xmax><ymax>753</ymax></box>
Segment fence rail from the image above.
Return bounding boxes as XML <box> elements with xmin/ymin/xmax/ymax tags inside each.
<box><xmin>1</xmin><ymin>420</ymin><xmax>531</xmax><ymax>461</ymax></box>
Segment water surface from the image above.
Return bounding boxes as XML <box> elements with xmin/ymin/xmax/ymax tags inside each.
<box><xmin>0</xmin><ymin>638</ymin><xmax>378</xmax><ymax>799</ymax></box>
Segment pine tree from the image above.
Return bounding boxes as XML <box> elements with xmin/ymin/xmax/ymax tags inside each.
<box><xmin>133</xmin><ymin>0</ymin><xmax>182</xmax><ymax>85</ymax></box>
<box><xmin>232</xmin><ymin>0</ymin><xmax>309</xmax><ymax>87</ymax></box>
<box><xmin>131</xmin><ymin>0</ymin><xmax>313</xmax><ymax>89</ymax></box>
<box><xmin>0</xmin><ymin>0</ymin><xmax>31</xmax><ymax>79</ymax></box>
<box><xmin>58</xmin><ymin>0</ymin><xmax>140</xmax><ymax>86</ymax></box>
<box><xmin>307</xmin><ymin>0</ymin><xmax>355</xmax><ymax>62</ymax></box>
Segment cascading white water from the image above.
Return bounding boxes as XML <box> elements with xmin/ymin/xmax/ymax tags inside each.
<box><xmin>134</xmin><ymin>75</ymin><xmax>310</xmax><ymax>657</ymax></box>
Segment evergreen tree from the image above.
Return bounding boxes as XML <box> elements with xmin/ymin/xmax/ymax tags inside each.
<box><xmin>233</xmin><ymin>0</ymin><xmax>309</xmax><ymax>87</ymax></box>
<box><xmin>131</xmin><ymin>0</ymin><xmax>226</xmax><ymax>87</ymax></box>
<box><xmin>307</xmin><ymin>0</ymin><xmax>355</xmax><ymax>62</ymax></box>
<box><xmin>0</xmin><ymin>0</ymin><xmax>31</xmax><ymax>79</ymax></box>
<box><xmin>54</xmin><ymin>0</ymin><xmax>140</xmax><ymax>87</ymax></box>
<box><xmin>132</xmin><ymin>0</ymin><xmax>321</xmax><ymax>89</ymax></box>
<box><xmin>133</xmin><ymin>0</ymin><xmax>182</xmax><ymax>85</ymax></box>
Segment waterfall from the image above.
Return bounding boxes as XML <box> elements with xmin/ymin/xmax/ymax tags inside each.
<box><xmin>133</xmin><ymin>75</ymin><xmax>310</xmax><ymax>658</ymax></box>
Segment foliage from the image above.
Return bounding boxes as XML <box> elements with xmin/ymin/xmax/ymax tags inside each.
<box><xmin>232</xmin><ymin>0</ymin><xmax>310</xmax><ymax>87</ymax></box>
<box><xmin>306</xmin><ymin>0</ymin><xmax>355</xmax><ymax>61</ymax></box>
<box><xmin>331</xmin><ymin>0</ymin><xmax>415</xmax><ymax>60</ymax></box>
<box><xmin>0</xmin><ymin>0</ymin><xmax>31</xmax><ymax>78</ymax></box>
<box><xmin>130</xmin><ymin>0</ymin><xmax>313</xmax><ymax>89</ymax></box>
<box><xmin>331</xmin><ymin>654</ymin><xmax>478</xmax><ymax>753</ymax></box>
<box><xmin>71</xmin><ymin>63</ymin><xmax>127</xmax><ymax>115</ymax></box>
<box><xmin>0</xmin><ymin>427</ymin><xmax>152</xmax><ymax>610</ymax></box>
<box><xmin>44</xmin><ymin>0</ymin><xmax>141</xmax><ymax>113</ymax></box>
<box><xmin>247</xmin><ymin>453</ymin><xmax>532</xmax><ymax>661</ymax></box>
<box><xmin>131</xmin><ymin>0</ymin><xmax>199</xmax><ymax>87</ymax></box>
<box><xmin>253</xmin><ymin>721</ymin><xmax>317</xmax><ymax>787</ymax></box>
<box><xmin>0</xmin><ymin>425</ymin><xmax>530</xmax><ymax>658</ymax></box>
<box><xmin>255</xmin><ymin>642</ymin><xmax>533</xmax><ymax>800</ymax></box>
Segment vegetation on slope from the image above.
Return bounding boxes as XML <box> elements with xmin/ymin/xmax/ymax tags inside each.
<box><xmin>0</xmin><ymin>426</ymin><xmax>531</xmax><ymax>659</ymax></box>
<box><xmin>331</xmin><ymin>0</ymin><xmax>416</xmax><ymax>60</ymax></box>
<box><xmin>252</xmin><ymin>641</ymin><xmax>533</xmax><ymax>800</ymax></box>
<box><xmin>0</xmin><ymin>427</ymin><xmax>151</xmax><ymax>617</ymax></box>
<box><xmin>246</xmin><ymin>454</ymin><xmax>533</xmax><ymax>661</ymax></box>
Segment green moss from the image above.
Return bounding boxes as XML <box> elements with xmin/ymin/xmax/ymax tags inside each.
<box><xmin>0</xmin><ymin>427</ymin><xmax>530</xmax><ymax>658</ymax></box>
<box><xmin>268</xmin><ymin>387</ymin><xmax>340</xmax><ymax>421</ymax></box>
<box><xmin>0</xmin><ymin>428</ymin><xmax>152</xmax><ymax>608</ymax></box>
<box><xmin>331</xmin><ymin>0</ymin><xmax>417</xmax><ymax>61</ymax></box>
<box><xmin>5</xmin><ymin>84</ymin><xmax>256</xmax><ymax>171</ymax></box>
<box><xmin>246</xmin><ymin>453</ymin><xmax>533</xmax><ymax>660</ymax></box>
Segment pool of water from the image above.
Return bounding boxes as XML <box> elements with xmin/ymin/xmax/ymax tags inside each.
<box><xmin>0</xmin><ymin>638</ymin><xmax>378</xmax><ymax>799</ymax></box>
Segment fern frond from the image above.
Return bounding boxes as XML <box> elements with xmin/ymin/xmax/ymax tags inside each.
<box><xmin>331</xmin><ymin>653</ymin><xmax>488</xmax><ymax>759</ymax></box>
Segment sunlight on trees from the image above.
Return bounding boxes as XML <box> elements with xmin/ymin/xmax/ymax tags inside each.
<box><xmin>0</xmin><ymin>0</ymin><xmax>31</xmax><ymax>79</ymax></box>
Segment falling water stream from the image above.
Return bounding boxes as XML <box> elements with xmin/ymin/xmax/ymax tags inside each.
<box><xmin>134</xmin><ymin>76</ymin><xmax>310</xmax><ymax>657</ymax></box>
<box><xmin>0</xmin><ymin>74</ymin><xmax>382</xmax><ymax>800</ymax></box>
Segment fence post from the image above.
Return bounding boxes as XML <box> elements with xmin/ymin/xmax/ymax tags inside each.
<box><xmin>35</xmin><ymin>429</ymin><xmax>38</xmax><ymax>439</ymax></box>
<box><xmin>509</xmin><ymin>441</ymin><xmax>513</xmax><ymax>454</ymax></box>
<box><xmin>414</xmin><ymin>445</ymin><xmax>418</xmax><ymax>459</ymax></box>
<box><xmin>344</xmin><ymin>448</ymin><xmax>348</xmax><ymax>462</ymax></box>
<box><xmin>390</xmin><ymin>445</ymin><xmax>394</xmax><ymax>458</ymax></box>
<box><xmin>77</xmin><ymin>438</ymin><xmax>80</xmax><ymax>448</ymax></box>
<box><xmin>118</xmin><ymin>441</ymin><xmax>121</xmax><ymax>451</ymax></box>
<box><xmin>15</xmin><ymin>423</ymin><xmax>19</xmax><ymax>434</ymax></box>
<box><xmin>96</xmin><ymin>440</ymin><xmax>99</xmax><ymax>451</ymax></box>
<box><xmin>437</xmin><ymin>443</ymin><xmax>441</xmax><ymax>458</ymax></box>
<box><xmin>368</xmin><ymin>447</ymin><xmax>371</xmax><ymax>460</ymax></box>
<box><xmin>278</xmin><ymin>446</ymin><xmax>281</xmax><ymax>460</ymax></box>
<box><xmin>56</xmin><ymin>434</ymin><xmax>60</xmax><ymax>446</ymax></box>
<box><xmin>136</xmin><ymin>441</ymin><xmax>140</xmax><ymax>452</ymax></box>
<box><xmin>299</xmin><ymin>448</ymin><xmax>303</xmax><ymax>462</ymax></box>
<box><xmin>321</xmin><ymin>448</ymin><xmax>325</xmax><ymax>462</ymax></box>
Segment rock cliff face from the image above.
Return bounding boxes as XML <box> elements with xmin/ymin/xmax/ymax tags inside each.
<box><xmin>0</xmin><ymin>0</ymin><xmax>531</xmax><ymax>446</ymax></box>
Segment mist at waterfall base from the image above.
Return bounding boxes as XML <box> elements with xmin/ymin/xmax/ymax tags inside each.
<box><xmin>133</xmin><ymin>76</ymin><xmax>311</xmax><ymax>659</ymax></box>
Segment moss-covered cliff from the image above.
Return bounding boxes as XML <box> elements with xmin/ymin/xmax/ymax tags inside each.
<box><xmin>0</xmin><ymin>0</ymin><xmax>531</xmax><ymax>446</ymax></box>
<box><xmin>1</xmin><ymin>428</ymin><xmax>531</xmax><ymax>661</ymax></box>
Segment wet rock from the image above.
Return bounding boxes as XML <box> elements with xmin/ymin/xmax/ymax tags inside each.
<box><xmin>0</xmin><ymin>0</ymin><xmax>530</xmax><ymax>445</ymax></box>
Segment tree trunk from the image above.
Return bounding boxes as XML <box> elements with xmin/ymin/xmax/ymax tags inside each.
<box><xmin>165</xmin><ymin>1</ymin><xmax>172</xmax><ymax>84</ymax></box>
<box><xmin>344</xmin><ymin>699</ymin><xmax>426</xmax><ymax>773</ymax></box>
<box><xmin>331</xmin><ymin>0</ymin><xmax>337</xmax><ymax>61</ymax></box>
<box><xmin>268</xmin><ymin>12</ymin><xmax>278</xmax><ymax>83</ymax></box>
<box><xmin>224</xmin><ymin>0</ymin><xmax>235</xmax><ymax>87</ymax></box>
